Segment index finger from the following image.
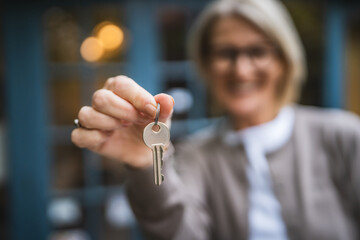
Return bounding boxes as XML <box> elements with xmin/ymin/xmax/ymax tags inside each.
<box><xmin>104</xmin><ymin>75</ymin><xmax>157</xmax><ymax>118</ymax></box>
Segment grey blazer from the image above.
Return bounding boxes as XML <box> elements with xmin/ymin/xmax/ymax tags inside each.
<box><xmin>126</xmin><ymin>105</ymin><xmax>360</xmax><ymax>240</ymax></box>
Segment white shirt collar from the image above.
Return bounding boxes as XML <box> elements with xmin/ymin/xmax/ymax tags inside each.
<box><xmin>222</xmin><ymin>106</ymin><xmax>295</xmax><ymax>153</ymax></box>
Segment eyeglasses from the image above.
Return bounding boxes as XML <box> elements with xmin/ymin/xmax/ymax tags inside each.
<box><xmin>210</xmin><ymin>44</ymin><xmax>278</xmax><ymax>70</ymax></box>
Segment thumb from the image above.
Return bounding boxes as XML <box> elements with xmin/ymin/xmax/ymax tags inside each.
<box><xmin>154</xmin><ymin>93</ymin><xmax>174</xmax><ymax>124</ymax></box>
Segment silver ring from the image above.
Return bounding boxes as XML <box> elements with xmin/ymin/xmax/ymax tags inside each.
<box><xmin>74</xmin><ymin>119</ymin><xmax>82</xmax><ymax>128</ymax></box>
<box><xmin>154</xmin><ymin>103</ymin><xmax>160</xmax><ymax>125</ymax></box>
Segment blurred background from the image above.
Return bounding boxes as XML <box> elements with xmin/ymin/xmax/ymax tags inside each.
<box><xmin>0</xmin><ymin>0</ymin><xmax>359</xmax><ymax>239</ymax></box>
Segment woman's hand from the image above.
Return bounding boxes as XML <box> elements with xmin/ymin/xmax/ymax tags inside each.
<box><xmin>71</xmin><ymin>75</ymin><xmax>174</xmax><ymax>169</ymax></box>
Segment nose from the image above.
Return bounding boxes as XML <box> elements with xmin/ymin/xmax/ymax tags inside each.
<box><xmin>233</xmin><ymin>55</ymin><xmax>254</xmax><ymax>79</ymax></box>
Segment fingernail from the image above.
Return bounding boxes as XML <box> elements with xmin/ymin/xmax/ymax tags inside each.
<box><xmin>144</xmin><ymin>103</ymin><xmax>156</xmax><ymax>118</ymax></box>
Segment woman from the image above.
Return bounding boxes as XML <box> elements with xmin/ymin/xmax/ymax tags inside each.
<box><xmin>71</xmin><ymin>0</ymin><xmax>360</xmax><ymax>239</ymax></box>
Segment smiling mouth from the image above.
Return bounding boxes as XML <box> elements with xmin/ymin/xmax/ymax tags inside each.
<box><xmin>227</xmin><ymin>81</ymin><xmax>258</xmax><ymax>96</ymax></box>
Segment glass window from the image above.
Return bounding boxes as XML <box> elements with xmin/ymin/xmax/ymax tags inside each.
<box><xmin>159</xmin><ymin>7</ymin><xmax>189</xmax><ymax>61</ymax></box>
<box><xmin>44</xmin><ymin>4</ymin><xmax>132</xmax><ymax>239</ymax></box>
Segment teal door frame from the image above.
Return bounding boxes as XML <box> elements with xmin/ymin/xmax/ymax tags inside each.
<box><xmin>4</xmin><ymin>3</ymin><xmax>50</xmax><ymax>240</ymax></box>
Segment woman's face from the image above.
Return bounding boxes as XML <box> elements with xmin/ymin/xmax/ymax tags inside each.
<box><xmin>207</xmin><ymin>15</ymin><xmax>285</xmax><ymax>125</ymax></box>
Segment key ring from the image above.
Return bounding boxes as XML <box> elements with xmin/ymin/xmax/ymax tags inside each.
<box><xmin>154</xmin><ymin>103</ymin><xmax>160</xmax><ymax>126</ymax></box>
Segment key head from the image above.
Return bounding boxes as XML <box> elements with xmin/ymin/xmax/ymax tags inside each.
<box><xmin>143</xmin><ymin>122</ymin><xmax>170</xmax><ymax>148</ymax></box>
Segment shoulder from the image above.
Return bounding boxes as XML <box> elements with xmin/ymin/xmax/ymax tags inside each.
<box><xmin>294</xmin><ymin>105</ymin><xmax>360</xmax><ymax>144</ymax></box>
<box><xmin>295</xmin><ymin>105</ymin><xmax>360</xmax><ymax>129</ymax></box>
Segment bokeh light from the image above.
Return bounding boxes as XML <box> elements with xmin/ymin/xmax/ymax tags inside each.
<box><xmin>80</xmin><ymin>37</ymin><xmax>104</xmax><ymax>62</ymax></box>
<box><xmin>167</xmin><ymin>88</ymin><xmax>194</xmax><ymax>114</ymax></box>
<box><xmin>97</xmin><ymin>23</ymin><xmax>124</xmax><ymax>51</ymax></box>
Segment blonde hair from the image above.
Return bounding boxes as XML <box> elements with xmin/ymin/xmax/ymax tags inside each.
<box><xmin>188</xmin><ymin>0</ymin><xmax>307</xmax><ymax>104</ymax></box>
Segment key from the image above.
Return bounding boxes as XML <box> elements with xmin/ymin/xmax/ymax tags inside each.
<box><xmin>143</xmin><ymin>104</ymin><xmax>170</xmax><ymax>186</ymax></box>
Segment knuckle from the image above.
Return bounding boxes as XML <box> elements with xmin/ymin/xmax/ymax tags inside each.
<box><xmin>104</xmin><ymin>77</ymin><xmax>115</xmax><ymax>88</ymax></box>
<box><xmin>71</xmin><ymin>130</ymin><xmax>84</xmax><ymax>148</ymax></box>
<box><xmin>112</xmin><ymin>79</ymin><xmax>124</xmax><ymax>92</ymax></box>
<box><xmin>114</xmin><ymin>75</ymin><xmax>135</xmax><ymax>89</ymax></box>
<box><xmin>78</xmin><ymin>106</ymin><xmax>91</xmax><ymax>124</ymax></box>
<box><xmin>113</xmin><ymin>75</ymin><xmax>134</xmax><ymax>91</ymax></box>
<box><xmin>115</xmin><ymin>75</ymin><xmax>131</xmax><ymax>82</ymax></box>
<box><xmin>92</xmin><ymin>89</ymin><xmax>109</xmax><ymax>109</ymax></box>
<box><xmin>133</xmin><ymin>93</ymin><xmax>145</xmax><ymax>107</ymax></box>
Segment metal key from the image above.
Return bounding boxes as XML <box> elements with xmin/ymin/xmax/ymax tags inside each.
<box><xmin>143</xmin><ymin>104</ymin><xmax>170</xmax><ymax>186</ymax></box>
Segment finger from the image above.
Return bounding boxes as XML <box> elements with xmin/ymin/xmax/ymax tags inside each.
<box><xmin>104</xmin><ymin>75</ymin><xmax>157</xmax><ymax>118</ymax></box>
<box><xmin>78</xmin><ymin>106</ymin><xmax>133</xmax><ymax>130</ymax></box>
<box><xmin>154</xmin><ymin>93</ymin><xmax>174</xmax><ymax>123</ymax></box>
<box><xmin>92</xmin><ymin>89</ymin><xmax>151</xmax><ymax>125</ymax></box>
<box><xmin>71</xmin><ymin>128</ymin><xmax>109</xmax><ymax>151</ymax></box>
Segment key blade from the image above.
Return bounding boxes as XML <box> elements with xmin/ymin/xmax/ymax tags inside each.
<box><xmin>152</xmin><ymin>144</ymin><xmax>163</xmax><ymax>186</ymax></box>
<box><xmin>143</xmin><ymin>121</ymin><xmax>170</xmax><ymax>186</ymax></box>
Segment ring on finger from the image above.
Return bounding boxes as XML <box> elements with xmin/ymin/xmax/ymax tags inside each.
<box><xmin>74</xmin><ymin>118</ymin><xmax>83</xmax><ymax>128</ymax></box>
